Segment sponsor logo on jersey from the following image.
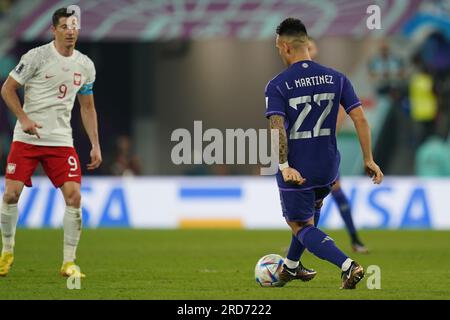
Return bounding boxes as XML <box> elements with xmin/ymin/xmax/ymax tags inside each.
<box><xmin>45</xmin><ymin>74</ymin><xmax>56</xmax><ymax>79</ymax></box>
<box><xmin>15</xmin><ymin>63</ymin><xmax>24</xmax><ymax>74</ymax></box>
<box><xmin>74</xmin><ymin>73</ymin><xmax>82</xmax><ymax>86</ymax></box>
<box><xmin>7</xmin><ymin>163</ymin><xmax>16</xmax><ymax>174</ymax></box>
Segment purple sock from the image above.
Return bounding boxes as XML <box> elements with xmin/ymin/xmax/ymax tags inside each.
<box><xmin>296</xmin><ymin>225</ymin><xmax>348</xmax><ymax>268</ymax></box>
<box><xmin>286</xmin><ymin>234</ymin><xmax>305</xmax><ymax>262</ymax></box>
<box><xmin>332</xmin><ymin>187</ymin><xmax>358</xmax><ymax>240</ymax></box>
<box><xmin>286</xmin><ymin>208</ymin><xmax>321</xmax><ymax>262</ymax></box>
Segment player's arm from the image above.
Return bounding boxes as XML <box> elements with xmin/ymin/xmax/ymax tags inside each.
<box><xmin>348</xmin><ymin>106</ymin><xmax>383</xmax><ymax>184</ymax></box>
<box><xmin>1</xmin><ymin>76</ymin><xmax>42</xmax><ymax>138</ymax></box>
<box><xmin>269</xmin><ymin>115</ymin><xmax>288</xmax><ymax>164</ymax></box>
<box><xmin>341</xmin><ymin>75</ymin><xmax>383</xmax><ymax>184</ymax></box>
<box><xmin>77</xmin><ymin>93</ymin><xmax>102</xmax><ymax>170</ymax></box>
<box><xmin>269</xmin><ymin>115</ymin><xmax>305</xmax><ymax>185</ymax></box>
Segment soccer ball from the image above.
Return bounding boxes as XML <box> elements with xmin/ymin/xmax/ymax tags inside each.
<box><xmin>254</xmin><ymin>254</ymin><xmax>284</xmax><ymax>287</ymax></box>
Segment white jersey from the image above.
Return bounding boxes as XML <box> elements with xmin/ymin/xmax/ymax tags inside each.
<box><xmin>9</xmin><ymin>41</ymin><xmax>95</xmax><ymax>147</ymax></box>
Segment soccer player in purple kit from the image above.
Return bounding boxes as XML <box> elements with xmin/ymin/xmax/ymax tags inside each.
<box><xmin>265</xmin><ymin>18</ymin><xmax>383</xmax><ymax>288</ymax></box>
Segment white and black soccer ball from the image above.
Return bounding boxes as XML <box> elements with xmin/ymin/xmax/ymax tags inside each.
<box><xmin>255</xmin><ymin>254</ymin><xmax>284</xmax><ymax>287</ymax></box>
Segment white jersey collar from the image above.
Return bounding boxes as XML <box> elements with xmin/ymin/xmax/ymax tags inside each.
<box><xmin>50</xmin><ymin>41</ymin><xmax>77</xmax><ymax>60</ymax></box>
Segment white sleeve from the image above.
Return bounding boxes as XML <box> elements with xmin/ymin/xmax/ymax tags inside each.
<box><xmin>85</xmin><ymin>59</ymin><xmax>96</xmax><ymax>84</ymax></box>
<box><xmin>9</xmin><ymin>50</ymin><xmax>38</xmax><ymax>85</ymax></box>
<box><xmin>78</xmin><ymin>58</ymin><xmax>96</xmax><ymax>95</ymax></box>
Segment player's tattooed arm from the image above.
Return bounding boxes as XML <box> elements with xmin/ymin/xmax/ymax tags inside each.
<box><xmin>269</xmin><ymin>115</ymin><xmax>288</xmax><ymax>164</ymax></box>
<box><xmin>269</xmin><ymin>114</ymin><xmax>306</xmax><ymax>185</ymax></box>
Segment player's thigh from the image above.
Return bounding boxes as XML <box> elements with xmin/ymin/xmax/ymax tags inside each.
<box><xmin>41</xmin><ymin>147</ymin><xmax>82</xmax><ymax>188</ymax></box>
<box><xmin>279</xmin><ymin>189</ymin><xmax>315</xmax><ymax>223</ymax></box>
<box><xmin>4</xmin><ymin>141</ymin><xmax>39</xmax><ymax>187</ymax></box>
<box><xmin>60</xmin><ymin>181</ymin><xmax>81</xmax><ymax>208</ymax></box>
<box><xmin>2</xmin><ymin>179</ymin><xmax>25</xmax><ymax>204</ymax></box>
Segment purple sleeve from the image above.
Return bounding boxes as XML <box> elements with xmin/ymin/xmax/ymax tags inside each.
<box><xmin>264</xmin><ymin>82</ymin><xmax>286</xmax><ymax>118</ymax></box>
<box><xmin>340</xmin><ymin>76</ymin><xmax>361</xmax><ymax>114</ymax></box>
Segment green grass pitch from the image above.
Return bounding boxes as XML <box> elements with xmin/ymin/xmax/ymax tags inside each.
<box><xmin>0</xmin><ymin>229</ymin><xmax>449</xmax><ymax>299</ymax></box>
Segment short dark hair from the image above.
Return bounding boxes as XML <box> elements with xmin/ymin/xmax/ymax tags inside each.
<box><xmin>52</xmin><ymin>8</ymin><xmax>75</xmax><ymax>27</ymax></box>
<box><xmin>276</xmin><ymin>18</ymin><xmax>308</xmax><ymax>38</ymax></box>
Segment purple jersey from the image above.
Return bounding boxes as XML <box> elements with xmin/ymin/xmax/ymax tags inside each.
<box><xmin>265</xmin><ymin>60</ymin><xmax>361</xmax><ymax>190</ymax></box>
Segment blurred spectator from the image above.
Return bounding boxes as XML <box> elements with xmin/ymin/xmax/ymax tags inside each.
<box><xmin>415</xmin><ymin>130</ymin><xmax>450</xmax><ymax>176</ymax></box>
<box><xmin>421</xmin><ymin>32</ymin><xmax>450</xmax><ymax>73</ymax></box>
<box><xmin>109</xmin><ymin>135</ymin><xmax>142</xmax><ymax>176</ymax></box>
<box><xmin>409</xmin><ymin>54</ymin><xmax>438</xmax><ymax>147</ymax></box>
<box><xmin>307</xmin><ymin>37</ymin><xmax>318</xmax><ymax>59</ymax></box>
<box><xmin>426</xmin><ymin>32</ymin><xmax>450</xmax><ymax>139</ymax></box>
<box><xmin>368</xmin><ymin>40</ymin><xmax>406</xmax><ymax>98</ymax></box>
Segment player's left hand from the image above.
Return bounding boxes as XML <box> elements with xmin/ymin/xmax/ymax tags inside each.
<box><xmin>281</xmin><ymin>167</ymin><xmax>306</xmax><ymax>185</ymax></box>
<box><xmin>87</xmin><ymin>146</ymin><xmax>102</xmax><ymax>170</ymax></box>
<box><xmin>364</xmin><ymin>160</ymin><xmax>383</xmax><ymax>184</ymax></box>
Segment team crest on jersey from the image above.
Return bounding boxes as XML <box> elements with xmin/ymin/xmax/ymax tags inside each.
<box><xmin>74</xmin><ymin>73</ymin><xmax>82</xmax><ymax>86</ymax></box>
<box><xmin>7</xmin><ymin>163</ymin><xmax>16</xmax><ymax>174</ymax></box>
<box><xmin>14</xmin><ymin>63</ymin><xmax>25</xmax><ymax>74</ymax></box>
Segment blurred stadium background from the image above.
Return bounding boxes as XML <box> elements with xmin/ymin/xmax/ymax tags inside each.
<box><xmin>0</xmin><ymin>0</ymin><xmax>450</xmax><ymax>300</ymax></box>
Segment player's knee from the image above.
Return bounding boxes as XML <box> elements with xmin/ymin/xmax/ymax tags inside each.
<box><xmin>3</xmin><ymin>189</ymin><xmax>21</xmax><ymax>204</ymax></box>
<box><xmin>65</xmin><ymin>190</ymin><xmax>81</xmax><ymax>208</ymax></box>
<box><xmin>287</xmin><ymin>220</ymin><xmax>313</xmax><ymax>236</ymax></box>
<box><xmin>297</xmin><ymin>222</ymin><xmax>314</xmax><ymax>234</ymax></box>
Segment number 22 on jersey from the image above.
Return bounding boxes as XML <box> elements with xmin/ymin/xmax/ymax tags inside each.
<box><xmin>289</xmin><ymin>93</ymin><xmax>335</xmax><ymax>140</ymax></box>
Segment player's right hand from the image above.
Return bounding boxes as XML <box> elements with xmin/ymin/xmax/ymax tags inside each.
<box><xmin>364</xmin><ymin>160</ymin><xmax>384</xmax><ymax>184</ymax></box>
<box><xmin>281</xmin><ymin>167</ymin><xmax>306</xmax><ymax>185</ymax></box>
<box><xmin>20</xmin><ymin>117</ymin><xmax>42</xmax><ymax>139</ymax></box>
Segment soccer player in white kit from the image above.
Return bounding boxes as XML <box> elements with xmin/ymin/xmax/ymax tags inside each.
<box><xmin>0</xmin><ymin>8</ymin><xmax>102</xmax><ymax>277</ymax></box>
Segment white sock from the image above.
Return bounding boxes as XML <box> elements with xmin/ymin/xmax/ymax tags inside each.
<box><xmin>63</xmin><ymin>206</ymin><xmax>82</xmax><ymax>264</ymax></box>
<box><xmin>341</xmin><ymin>258</ymin><xmax>353</xmax><ymax>272</ymax></box>
<box><xmin>1</xmin><ymin>202</ymin><xmax>19</xmax><ymax>255</ymax></box>
<box><xmin>284</xmin><ymin>258</ymin><xmax>299</xmax><ymax>269</ymax></box>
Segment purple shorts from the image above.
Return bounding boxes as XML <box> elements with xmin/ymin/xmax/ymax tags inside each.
<box><xmin>279</xmin><ymin>186</ymin><xmax>332</xmax><ymax>222</ymax></box>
